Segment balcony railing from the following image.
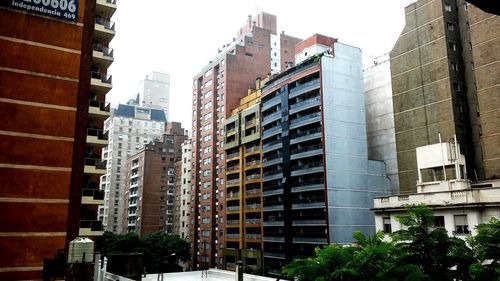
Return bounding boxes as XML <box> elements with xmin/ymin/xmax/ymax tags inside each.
<box><xmin>263</xmin><ymin>138</ymin><xmax>281</xmax><ymax>149</ymax></box>
<box><xmin>82</xmin><ymin>189</ymin><xmax>104</xmax><ymax>200</ymax></box>
<box><xmin>246</xmin><ymin>188</ymin><xmax>261</xmax><ymax>195</ymax></box>
<box><xmin>93</xmin><ymin>44</ymin><xmax>114</xmax><ymax>58</ymax></box>
<box><xmin>291</xmin><ymin>162</ymin><xmax>323</xmax><ymax>171</ymax></box>
<box><xmin>91</xmin><ymin>71</ymin><xmax>112</xmax><ymax>84</ymax></box>
<box><xmin>263</xmin><ymin>169</ymin><xmax>283</xmax><ymax>177</ymax></box>
<box><xmin>245</xmin><ymin>119</ymin><xmax>256</xmax><ymax>127</ymax></box>
<box><xmin>80</xmin><ymin>220</ymin><xmax>103</xmax><ymax>231</ymax></box>
<box><xmin>245</xmin><ymin>146</ymin><xmax>260</xmax><ymax>153</ymax></box>
<box><xmin>89</xmin><ymin>100</ymin><xmax>110</xmax><ymax>112</ymax></box>
<box><xmin>262</xmin><ymin>154</ymin><xmax>282</xmax><ymax>163</ymax></box>
<box><xmin>290</xmin><ymin>96</ymin><xmax>320</xmax><ymax>110</ymax></box>
<box><xmin>227</xmin><ymin>152</ymin><xmax>240</xmax><ymax>159</ymax></box>
<box><xmin>227</xmin><ymin>192</ymin><xmax>240</xmax><ymax>199</ymax></box>
<box><xmin>290</xmin><ymin>112</ymin><xmax>321</xmax><ymax>126</ymax></box>
<box><xmin>290</xmin><ymin>127</ymin><xmax>322</xmax><ymax>140</ymax></box>
<box><xmin>227</xmin><ymin>206</ymin><xmax>240</xmax><ymax>211</ymax></box>
<box><xmin>262</xmin><ymin>111</ymin><xmax>281</xmax><ymax>124</ymax></box>
<box><xmin>246</xmin><ymin>160</ymin><xmax>260</xmax><ymax>167</ymax></box>
<box><xmin>262</xmin><ymin>126</ymin><xmax>281</xmax><ymax>138</ymax></box>
<box><xmin>227</xmin><ymin>179</ymin><xmax>240</xmax><ymax>185</ymax></box>
<box><xmin>95</xmin><ymin>17</ymin><xmax>115</xmax><ymax>31</ymax></box>
<box><xmin>289</xmin><ymin>79</ymin><xmax>320</xmax><ymax>98</ymax></box>
<box><xmin>227</xmin><ymin>220</ymin><xmax>240</xmax><ymax>225</ymax></box>
<box><xmin>87</xmin><ymin>128</ymin><xmax>108</xmax><ymax>140</ymax></box>
<box><xmin>245</xmin><ymin>234</ymin><xmax>261</xmax><ymax>239</ymax></box>
<box><xmin>246</xmin><ymin>174</ymin><xmax>261</xmax><ymax>180</ymax></box>
<box><xmin>226</xmin><ymin>233</ymin><xmax>240</xmax><ymax>239</ymax></box>
<box><xmin>227</xmin><ymin>165</ymin><xmax>240</xmax><ymax>172</ymax></box>
<box><xmin>263</xmin><ymin>252</ymin><xmax>285</xmax><ymax>259</ymax></box>
<box><xmin>262</xmin><ymin>95</ymin><xmax>281</xmax><ymax>111</ymax></box>
<box><xmin>291</xmin><ymin>144</ymin><xmax>323</xmax><ymax>155</ymax></box>
<box><xmin>84</xmin><ymin>158</ymin><xmax>106</xmax><ymax>169</ymax></box>
<box><xmin>245</xmin><ymin>204</ymin><xmax>261</xmax><ymax>209</ymax></box>
<box><xmin>245</xmin><ymin>219</ymin><xmax>260</xmax><ymax>224</ymax></box>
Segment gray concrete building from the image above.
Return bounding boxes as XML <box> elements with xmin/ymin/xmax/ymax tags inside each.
<box><xmin>138</xmin><ymin>71</ymin><xmax>171</xmax><ymax>120</ymax></box>
<box><xmin>390</xmin><ymin>0</ymin><xmax>500</xmax><ymax>193</ymax></box>
<box><xmin>364</xmin><ymin>54</ymin><xmax>399</xmax><ymax>193</ymax></box>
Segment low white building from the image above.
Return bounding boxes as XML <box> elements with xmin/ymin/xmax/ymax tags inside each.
<box><xmin>373</xmin><ymin>139</ymin><xmax>500</xmax><ymax>237</ymax></box>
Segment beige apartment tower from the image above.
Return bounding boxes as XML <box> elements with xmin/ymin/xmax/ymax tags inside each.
<box><xmin>390</xmin><ymin>0</ymin><xmax>500</xmax><ymax>193</ymax></box>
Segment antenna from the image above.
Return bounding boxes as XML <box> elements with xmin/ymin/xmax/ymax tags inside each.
<box><xmin>254</xmin><ymin>0</ymin><xmax>260</xmax><ymax>13</ymax></box>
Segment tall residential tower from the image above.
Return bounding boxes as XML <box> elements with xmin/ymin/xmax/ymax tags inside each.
<box><xmin>190</xmin><ymin>12</ymin><xmax>301</xmax><ymax>269</ymax></box>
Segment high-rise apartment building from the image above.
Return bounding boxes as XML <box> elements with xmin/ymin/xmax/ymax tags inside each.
<box><xmin>390</xmin><ymin>0</ymin><xmax>500</xmax><ymax>193</ymax></box>
<box><xmin>190</xmin><ymin>12</ymin><xmax>301</xmax><ymax>269</ymax></box>
<box><xmin>138</xmin><ymin>71</ymin><xmax>171</xmax><ymax>120</ymax></box>
<box><xmin>222</xmin><ymin>85</ymin><xmax>264</xmax><ymax>272</ymax></box>
<box><xmin>123</xmin><ymin>123</ymin><xmax>187</xmax><ymax>235</ymax></box>
<box><xmin>0</xmin><ymin>0</ymin><xmax>116</xmax><ymax>279</ymax></box>
<box><xmin>260</xmin><ymin>36</ymin><xmax>391</xmax><ymax>276</ymax></box>
<box><xmin>174</xmin><ymin>140</ymin><xmax>193</xmax><ymax>240</ymax></box>
<box><xmin>364</xmin><ymin>54</ymin><xmax>399</xmax><ymax>193</ymax></box>
<box><xmin>100</xmin><ymin>104</ymin><xmax>166</xmax><ymax>233</ymax></box>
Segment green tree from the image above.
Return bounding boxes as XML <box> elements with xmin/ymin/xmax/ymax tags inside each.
<box><xmin>468</xmin><ymin>218</ymin><xmax>500</xmax><ymax>281</ymax></box>
<box><xmin>95</xmin><ymin>231</ymin><xmax>190</xmax><ymax>273</ymax></box>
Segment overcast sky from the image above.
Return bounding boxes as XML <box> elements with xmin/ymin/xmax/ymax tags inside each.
<box><xmin>107</xmin><ymin>0</ymin><xmax>415</xmax><ymax>130</ymax></box>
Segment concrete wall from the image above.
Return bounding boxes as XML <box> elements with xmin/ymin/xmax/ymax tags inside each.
<box><xmin>364</xmin><ymin>54</ymin><xmax>399</xmax><ymax>193</ymax></box>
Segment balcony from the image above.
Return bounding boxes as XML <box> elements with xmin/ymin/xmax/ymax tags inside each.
<box><xmin>90</xmin><ymin>71</ymin><xmax>112</xmax><ymax>95</ymax></box>
<box><xmin>290</xmin><ymin>127</ymin><xmax>322</xmax><ymax>145</ymax></box>
<box><xmin>291</xmin><ymin>180</ymin><xmax>324</xmax><ymax>193</ymax></box>
<box><xmin>227</xmin><ymin>220</ymin><xmax>240</xmax><ymax>226</ymax></box>
<box><xmin>262</xmin><ymin>138</ymin><xmax>282</xmax><ymax>153</ymax></box>
<box><xmin>86</xmin><ymin>128</ymin><xmax>108</xmax><ymax>148</ymax></box>
<box><xmin>88</xmin><ymin>100</ymin><xmax>110</xmax><ymax>119</ymax></box>
<box><xmin>292</xmin><ymin>219</ymin><xmax>326</xmax><ymax>226</ymax></box>
<box><xmin>262</xmin><ymin>126</ymin><xmax>281</xmax><ymax>140</ymax></box>
<box><xmin>226</xmin><ymin>152</ymin><xmax>240</xmax><ymax>160</ymax></box>
<box><xmin>292</xmin><ymin>237</ymin><xmax>328</xmax><ymax>244</ymax></box>
<box><xmin>226</xmin><ymin>165</ymin><xmax>240</xmax><ymax>175</ymax></box>
<box><xmin>245</xmin><ymin>234</ymin><xmax>261</xmax><ymax>240</ymax></box>
<box><xmin>291</xmin><ymin>201</ymin><xmax>325</xmax><ymax>210</ymax></box>
<box><xmin>245</xmin><ymin>146</ymin><xmax>260</xmax><ymax>154</ymax></box>
<box><xmin>94</xmin><ymin>17</ymin><xmax>116</xmax><ymax>43</ymax></box>
<box><xmin>263</xmin><ymin>236</ymin><xmax>285</xmax><ymax>243</ymax></box>
<box><xmin>263</xmin><ymin>220</ymin><xmax>285</xmax><ymax>227</ymax></box>
<box><xmin>79</xmin><ymin>220</ymin><xmax>104</xmax><ymax>236</ymax></box>
<box><xmin>92</xmin><ymin>44</ymin><xmax>114</xmax><ymax>68</ymax></box>
<box><xmin>263</xmin><ymin>186</ymin><xmax>284</xmax><ymax>197</ymax></box>
<box><xmin>226</xmin><ymin>178</ymin><xmax>240</xmax><ymax>186</ymax></box>
<box><xmin>245</xmin><ymin>160</ymin><xmax>261</xmax><ymax>169</ymax></box>
<box><xmin>263</xmin><ymin>252</ymin><xmax>285</xmax><ymax>259</ymax></box>
<box><xmin>289</xmin><ymin>97</ymin><xmax>321</xmax><ymax>115</ymax></box>
<box><xmin>263</xmin><ymin>204</ymin><xmax>284</xmax><ymax>212</ymax></box>
<box><xmin>84</xmin><ymin>158</ymin><xmax>106</xmax><ymax>175</ymax></box>
<box><xmin>263</xmin><ymin>169</ymin><xmax>283</xmax><ymax>181</ymax></box>
<box><xmin>81</xmin><ymin>189</ymin><xmax>104</xmax><ymax>205</ymax></box>
<box><xmin>291</xmin><ymin>162</ymin><xmax>324</xmax><ymax>176</ymax></box>
<box><xmin>245</xmin><ymin>204</ymin><xmax>261</xmax><ymax>211</ymax></box>
<box><xmin>290</xmin><ymin>144</ymin><xmax>323</xmax><ymax>160</ymax></box>
<box><xmin>226</xmin><ymin>127</ymin><xmax>237</xmax><ymax>136</ymax></box>
<box><xmin>245</xmin><ymin>219</ymin><xmax>260</xmax><ymax>225</ymax></box>
<box><xmin>290</xmin><ymin>112</ymin><xmax>321</xmax><ymax>129</ymax></box>
<box><xmin>227</xmin><ymin>206</ymin><xmax>240</xmax><ymax>213</ymax></box>
<box><xmin>226</xmin><ymin>192</ymin><xmax>240</xmax><ymax>200</ymax></box>
<box><xmin>245</xmin><ymin>174</ymin><xmax>261</xmax><ymax>181</ymax></box>
<box><xmin>129</xmin><ymin>201</ymin><xmax>137</xmax><ymax>207</ymax></box>
<box><xmin>262</xmin><ymin>95</ymin><xmax>281</xmax><ymax>112</ymax></box>
<box><xmin>262</xmin><ymin>111</ymin><xmax>281</xmax><ymax>126</ymax></box>
<box><xmin>288</xmin><ymin>79</ymin><xmax>321</xmax><ymax>99</ymax></box>
<box><xmin>245</xmin><ymin>188</ymin><xmax>261</xmax><ymax>196</ymax></box>
<box><xmin>96</xmin><ymin>0</ymin><xmax>117</xmax><ymax>18</ymax></box>
<box><xmin>226</xmin><ymin>233</ymin><xmax>240</xmax><ymax>239</ymax></box>
<box><xmin>262</xmin><ymin>154</ymin><xmax>282</xmax><ymax>168</ymax></box>
<box><xmin>245</xmin><ymin>119</ymin><xmax>257</xmax><ymax>128</ymax></box>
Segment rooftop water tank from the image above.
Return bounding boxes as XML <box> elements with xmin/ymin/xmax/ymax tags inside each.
<box><xmin>67</xmin><ymin>237</ymin><xmax>94</xmax><ymax>264</ymax></box>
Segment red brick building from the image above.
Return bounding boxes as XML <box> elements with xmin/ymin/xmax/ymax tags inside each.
<box><xmin>190</xmin><ymin>12</ymin><xmax>301</xmax><ymax>269</ymax></box>
<box><xmin>123</xmin><ymin>122</ymin><xmax>187</xmax><ymax>236</ymax></box>
<box><xmin>0</xmin><ymin>0</ymin><xmax>115</xmax><ymax>279</ymax></box>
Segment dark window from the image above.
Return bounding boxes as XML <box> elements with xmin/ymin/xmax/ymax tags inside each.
<box><xmin>383</xmin><ymin>217</ymin><xmax>392</xmax><ymax>233</ymax></box>
<box><xmin>454</xmin><ymin>215</ymin><xmax>470</xmax><ymax>234</ymax></box>
<box><xmin>434</xmin><ymin>216</ymin><xmax>445</xmax><ymax>227</ymax></box>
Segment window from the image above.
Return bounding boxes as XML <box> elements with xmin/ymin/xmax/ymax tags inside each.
<box><xmin>451</xmin><ymin>62</ymin><xmax>459</xmax><ymax>71</ymax></box>
<box><xmin>447</xmin><ymin>22</ymin><xmax>455</xmax><ymax>31</ymax></box>
<box><xmin>448</xmin><ymin>42</ymin><xmax>457</xmax><ymax>51</ymax></box>
<box><xmin>434</xmin><ymin>216</ymin><xmax>445</xmax><ymax>227</ymax></box>
<box><xmin>444</xmin><ymin>3</ymin><xmax>452</xmax><ymax>12</ymax></box>
<box><xmin>383</xmin><ymin>217</ymin><xmax>392</xmax><ymax>233</ymax></box>
<box><xmin>454</xmin><ymin>215</ymin><xmax>469</xmax><ymax>234</ymax></box>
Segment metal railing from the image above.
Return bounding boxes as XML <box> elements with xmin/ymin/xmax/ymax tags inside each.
<box><xmin>291</xmin><ymin>144</ymin><xmax>322</xmax><ymax>155</ymax></box>
<box><xmin>291</xmin><ymin>162</ymin><xmax>323</xmax><ymax>171</ymax></box>
<box><xmin>92</xmin><ymin>44</ymin><xmax>114</xmax><ymax>58</ymax></box>
<box><xmin>246</xmin><ymin>174</ymin><xmax>261</xmax><ymax>180</ymax></box>
<box><xmin>245</xmin><ymin>219</ymin><xmax>260</xmax><ymax>224</ymax></box>
<box><xmin>246</xmin><ymin>188</ymin><xmax>261</xmax><ymax>195</ymax></box>
<box><xmin>95</xmin><ymin>17</ymin><xmax>115</xmax><ymax>31</ymax></box>
<box><xmin>245</xmin><ymin>146</ymin><xmax>260</xmax><ymax>153</ymax></box>
<box><xmin>245</xmin><ymin>204</ymin><xmax>261</xmax><ymax>209</ymax></box>
<box><xmin>290</xmin><ymin>127</ymin><xmax>322</xmax><ymax>139</ymax></box>
<box><xmin>290</xmin><ymin>96</ymin><xmax>320</xmax><ymax>109</ymax></box>
<box><xmin>246</xmin><ymin>160</ymin><xmax>260</xmax><ymax>166</ymax></box>
<box><xmin>227</xmin><ymin>206</ymin><xmax>240</xmax><ymax>211</ymax></box>
<box><xmin>91</xmin><ymin>71</ymin><xmax>112</xmax><ymax>84</ymax></box>
<box><xmin>290</xmin><ymin>112</ymin><xmax>321</xmax><ymax>126</ymax></box>
<box><xmin>262</xmin><ymin>111</ymin><xmax>281</xmax><ymax>123</ymax></box>
<box><xmin>263</xmin><ymin>169</ymin><xmax>283</xmax><ymax>177</ymax></box>
<box><xmin>245</xmin><ymin>234</ymin><xmax>261</xmax><ymax>239</ymax></box>
<box><xmin>226</xmin><ymin>233</ymin><xmax>240</xmax><ymax>238</ymax></box>
<box><xmin>227</xmin><ymin>152</ymin><xmax>240</xmax><ymax>159</ymax></box>
<box><xmin>289</xmin><ymin>79</ymin><xmax>320</xmax><ymax>97</ymax></box>
<box><xmin>262</xmin><ymin>154</ymin><xmax>282</xmax><ymax>163</ymax></box>
<box><xmin>227</xmin><ymin>165</ymin><xmax>240</xmax><ymax>171</ymax></box>
<box><xmin>227</xmin><ymin>179</ymin><xmax>240</xmax><ymax>185</ymax></box>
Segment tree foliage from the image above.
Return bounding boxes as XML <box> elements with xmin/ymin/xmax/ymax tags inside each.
<box><xmin>95</xmin><ymin>231</ymin><xmax>190</xmax><ymax>273</ymax></box>
<box><xmin>283</xmin><ymin>205</ymin><xmax>500</xmax><ymax>281</ymax></box>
